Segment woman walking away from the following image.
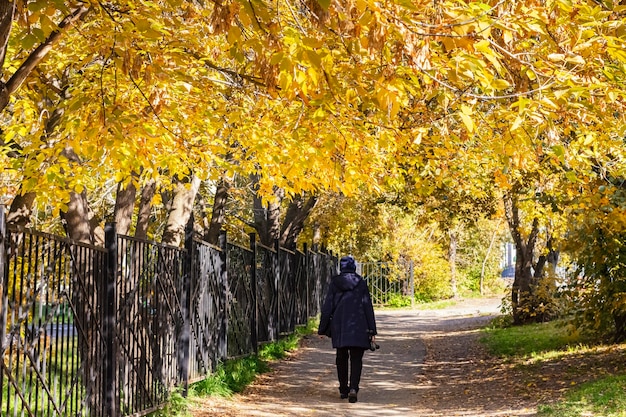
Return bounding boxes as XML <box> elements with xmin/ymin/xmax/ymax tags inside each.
<box><xmin>318</xmin><ymin>255</ymin><xmax>377</xmax><ymax>404</ymax></box>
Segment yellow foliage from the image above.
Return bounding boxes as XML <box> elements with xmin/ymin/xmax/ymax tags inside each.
<box><xmin>0</xmin><ymin>0</ymin><xmax>623</xmax><ymax>232</ymax></box>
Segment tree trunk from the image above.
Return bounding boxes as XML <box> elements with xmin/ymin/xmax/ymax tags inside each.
<box><xmin>613</xmin><ymin>311</ymin><xmax>626</xmax><ymax>343</ymax></box>
<box><xmin>161</xmin><ymin>176</ymin><xmax>200</xmax><ymax>247</ymax></box>
<box><xmin>59</xmin><ymin>146</ymin><xmax>104</xmax><ymax>245</ymax></box>
<box><xmin>0</xmin><ymin>0</ymin><xmax>16</xmax><ymax>74</ymax></box>
<box><xmin>312</xmin><ymin>222</ymin><xmax>321</xmax><ymax>247</ymax></box>
<box><xmin>114</xmin><ymin>179</ymin><xmax>138</xmax><ymax>236</ymax></box>
<box><xmin>504</xmin><ymin>189</ymin><xmax>539</xmax><ymax>324</ymax></box>
<box><xmin>448</xmin><ymin>228</ymin><xmax>458</xmax><ymax>299</ymax></box>
<box><xmin>279</xmin><ymin>194</ymin><xmax>318</xmax><ymax>250</ymax></box>
<box><xmin>62</xmin><ymin>190</ymin><xmax>93</xmax><ymax>244</ymax></box>
<box><xmin>135</xmin><ymin>179</ymin><xmax>156</xmax><ymax>240</ymax></box>
<box><xmin>534</xmin><ymin>236</ymin><xmax>559</xmax><ymax>280</ymax></box>
<box><xmin>0</xmin><ymin>0</ymin><xmax>16</xmax><ymax>109</ymax></box>
<box><xmin>6</xmin><ymin>190</ymin><xmax>36</xmax><ymax>228</ymax></box>
<box><xmin>252</xmin><ymin>175</ymin><xmax>284</xmax><ymax>246</ymax></box>
<box><xmin>59</xmin><ymin>188</ymin><xmax>101</xmax><ymax>414</ymax></box>
<box><xmin>204</xmin><ymin>180</ymin><xmax>230</xmax><ymax>245</ymax></box>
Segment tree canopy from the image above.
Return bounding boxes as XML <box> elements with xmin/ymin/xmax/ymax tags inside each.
<box><xmin>2</xmin><ymin>0</ymin><xmax>626</xmax><ymax>335</ymax></box>
<box><xmin>2</xmin><ymin>1</ymin><xmax>626</xmax><ymax>203</ymax></box>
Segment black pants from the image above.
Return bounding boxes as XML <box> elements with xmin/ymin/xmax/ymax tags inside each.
<box><xmin>336</xmin><ymin>347</ymin><xmax>365</xmax><ymax>394</ymax></box>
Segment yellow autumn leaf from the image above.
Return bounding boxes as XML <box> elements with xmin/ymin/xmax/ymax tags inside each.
<box><xmin>492</xmin><ymin>79</ymin><xmax>510</xmax><ymax>90</ymax></box>
<box><xmin>459</xmin><ymin>112</ymin><xmax>474</xmax><ymax>133</ymax></box>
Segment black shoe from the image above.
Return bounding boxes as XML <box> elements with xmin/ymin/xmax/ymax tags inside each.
<box><xmin>348</xmin><ymin>389</ymin><xmax>357</xmax><ymax>403</ymax></box>
<box><xmin>340</xmin><ymin>392</ymin><xmax>348</xmax><ymax>399</ymax></box>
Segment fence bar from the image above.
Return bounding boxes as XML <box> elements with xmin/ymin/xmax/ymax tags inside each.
<box><xmin>249</xmin><ymin>233</ymin><xmax>258</xmax><ymax>354</ymax></box>
<box><xmin>104</xmin><ymin>222</ymin><xmax>119</xmax><ymax>417</ymax></box>
<box><xmin>0</xmin><ymin>205</ymin><xmax>6</xmax><ymax>413</ymax></box>
<box><xmin>218</xmin><ymin>231</ymin><xmax>228</xmax><ymax>361</ymax></box>
<box><xmin>303</xmin><ymin>243</ymin><xmax>309</xmax><ymax>320</ymax></box>
<box><xmin>178</xmin><ymin>215</ymin><xmax>193</xmax><ymax>394</ymax></box>
<box><xmin>273</xmin><ymin>239</ymin><xmax>281</xmax><ymax>336</ymax></box>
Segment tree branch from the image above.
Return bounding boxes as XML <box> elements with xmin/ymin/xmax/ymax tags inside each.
<box><xmin>1</xmin><ymin>5</ymin><xmax>91</xmax><ymax>113</ymax></box>
<box><xmin>0</xmin><ymin>0</ymin><xmax>16</xmax><ymax>74</ymax></box>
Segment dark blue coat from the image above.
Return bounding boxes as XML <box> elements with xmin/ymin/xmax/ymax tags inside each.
<box><xmin>318</xmin><ymin>266</ymin><xmax>377</xmax><ymax>349</ymax></box>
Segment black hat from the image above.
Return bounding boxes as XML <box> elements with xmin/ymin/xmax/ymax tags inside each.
<box><xmin>340</xmin><ymin>256</ymin><xmax>356</xmax><ymax>272</ymax></box>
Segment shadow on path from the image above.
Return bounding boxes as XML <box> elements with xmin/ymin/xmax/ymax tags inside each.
<box><xmin>191</xmin><ymin>298</ymin><xmax>536</xmax><ymax>417</ymax></box>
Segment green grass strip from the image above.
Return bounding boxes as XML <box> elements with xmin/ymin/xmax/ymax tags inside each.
<box><xmin>538</xmin><ymin>375</ymin><xmax>626</xmax><ymax>417</ymax></box>
<box><xmin>481</xmin><ymin>320</ymin><xmax>580</xmax><ymax>358</ymax></box>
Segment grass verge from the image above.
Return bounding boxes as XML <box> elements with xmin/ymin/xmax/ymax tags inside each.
<box><xmin>537</xmin><ymin>375</ymin><xmax>626</xmax><ymax>417</ymax></box>
<box><xmin>481</xmin><ymin>320</ymin><xmax>581</xmax><ymax>358</ymax></box>
<box><xmin>481</xmin><ymin>319</ymin><xmax>626</xmax><ymax>417</ymax></box>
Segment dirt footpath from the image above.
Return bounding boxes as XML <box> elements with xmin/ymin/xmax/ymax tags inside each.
<box><xmin>191</xmin><ymin>297</ymin><xmax>544</xmax><ymax>417</ymax></box>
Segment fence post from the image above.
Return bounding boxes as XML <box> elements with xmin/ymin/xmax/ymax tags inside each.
<box><xmin>104</xmin><ymin>222</ymin><xmax>119</xmax><ymax>417</ymax></box>
<box><xmin>273</xmin><ymin>239</ymin><xmax>280</xmax><ymax>338</ymax></box>
<box><xmin>0</xmin><ymin>205</ymin><xmax>7</xmax><ymax>362</ymax></box>
<box><xmin>218</xmin><ymin>231</ymin><xmax>228</xmax><ymax>360</ymax></box>
<box><xmin>177</xmin><ymin>215</ymin><xmax>193</xmax><ymax>394</ymax></box>
<box><xmin>303</xmin><ymin>243</ymin><xmax>309</xmax><ymax>320</ymax></box>
<box><xmin>249</xmin><ymin>233</ymin><xmax>258</xmax><ymax>354</ymax></box>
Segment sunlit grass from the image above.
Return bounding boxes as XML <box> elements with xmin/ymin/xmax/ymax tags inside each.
<box><xmin>481</xmin><ymin>320</ymin><xmax>582</xmax><ymax>358</ymax></box>
<box><xmin>481</xmin><ymin>319</ymin><xmax>626</xmax><ymax>417</ymax></box>
<box><xmin>2</xmin><ymin>336</ymin><xmax>85</xmax><ymax>416</ymax></box>
<box><xmin>414</xmin><ymin>298</ymin><xmax>458</xmax><ymax>310</ymax></box>
<box><xmin>378</xmin><ymin>296</ymin><xmax>458</xmax><ymax>310</ymax></box>
<box><xmin>538</xmin><ymin>375</ymin><xmax>626</xmax><ymax>417</ymax></box>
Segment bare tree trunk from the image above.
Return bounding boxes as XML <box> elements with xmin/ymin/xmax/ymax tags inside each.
<box><xmin>312</xmin><ymin>222</ymin><xmax>321</xmax><ymax>247</ymax></box>
<box><xmin>504</xmin><ymin>189</ymin><xmax>539</xmax><ymax>324</ymax></box>
<box><xmin>252</xmin><ymin>175</ymin><xmax>284</xmax><ymax>246</ymax></box>
<box><xmin>279</xmin><ymin>194</ymin><xmax>318</xmax><ymax>250</ymax></box>
<box><xmin>6</xmin><ymin>191</ymin><xmax>36</xmax><ymax>228</ymax></box>
<box><xmin>161</xmin><ymin>176</ymin><xmax>200</xmax><ymax>246</ymax></box>
<box><xmin>0</xmin><ymin>1</ymin><xmax>15</xmax><ymax>77</ymax></box>
<box><xmin>448</xmin><ymin>228</ymin><xmax>458</xmax><ymax>299</ymax></box>
<box><xmin>59</xmin><ymin>186</ymin><xmax>102</xmax><ymax>414</ymax></box>
<box><xmin>135</xmin><ymin>179</ymin><xmax>156</xmax><ymax>239</ymax></box>
<box><xmin>62</xmin><ymin>190</ymin><xmax>93</xmax><ymax>244</ymax></box>
<box><xmin>204</xmin><ymin>180</ymin><xmax>230</xmax><ymax>245</ymax></box>
<box><xmin>0</xmin><ymin>0</ymin><xmax>16</xmax><ymax>106</ymax></box>
<box><xmin>114</xmin><ymin>178</ymin><xmax>138</xmax><ymax>236</ymax></box>
<box><xmin>59</xmin><ymin>146</ymin><xmax>104</xmax><ymax>244</ymax></box>
<box><xmin>614</xmin><ymin>312</ymin><xmax>626</xmax><ymax>343</ymax></box>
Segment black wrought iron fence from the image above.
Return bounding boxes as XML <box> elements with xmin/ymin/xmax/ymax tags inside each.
<box><xmin>359</xmin><ymin>261</ymin><xmax>415</xmax><ymax>307</ymax></box>
<box><xmin>0</xmin><ymin>225</ymin><xmax>108</xmax><ymax>417</ymax></box>
<box><xmin>255</xmin><ymin>242</ymin><xmax>278</xmax><ymax>345</ymax></box>
<box><xmin>225</xmin><ymin>240</ymin><xmax>255</xmax><ymax>358</ymax></box>
<box><xmin>187</xmin><ymin>237</ymin><xmax>226</xmax><ymax>382</ymax></box>
<box><xmin>114</xmin><ymin>234</ymin><xmax>185</xmax><ymax>415</ymax></box>
<box><xmin>278</xmin><ymin>248</ymin><xmax>299</xmax><ymax>335</ymax></box>
<box><xmin>0</xmin><ymin>209</ymin><xmax>337</xmax><ymax>417</ymax></box>
<box><xmin>307</xmin><ymin>252</ymin><xmax>322</xmax><ymax>319</ymax></box>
